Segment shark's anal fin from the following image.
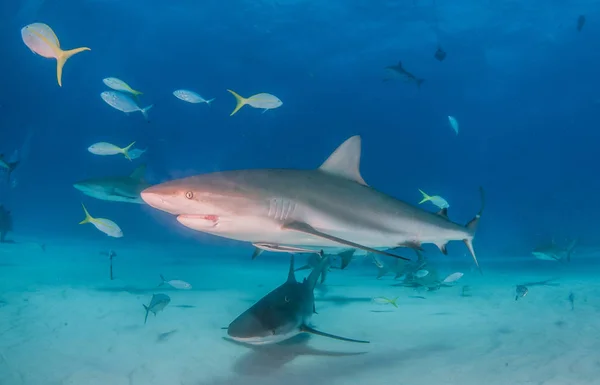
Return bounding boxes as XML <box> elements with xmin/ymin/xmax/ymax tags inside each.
<box><xmin>282</xmin><ymin>221</ymin><xmax>411</xmax><ymax>261</ymax></box>
<box><xmin>301</xmin><ymin>325</ymin><xmax>370</xmax><ymax>344</ymax></box>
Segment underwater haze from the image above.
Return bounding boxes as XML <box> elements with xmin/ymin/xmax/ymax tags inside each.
<box><xmin>1</xmin><ymin>1</ymin><xmax>600</xmax><ymax>384</ymax></box>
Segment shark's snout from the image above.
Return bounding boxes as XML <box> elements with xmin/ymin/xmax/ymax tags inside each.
<box><xmin>227</xmin><ymin>313</ymin><xmax>271</xmax><ymax>341</ymax></box>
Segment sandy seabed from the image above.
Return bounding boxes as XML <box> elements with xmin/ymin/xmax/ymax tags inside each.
<box><xmin>1</xmin><ymin>239</ymin><xmax>599</xmax><ymax>385</ymax></box>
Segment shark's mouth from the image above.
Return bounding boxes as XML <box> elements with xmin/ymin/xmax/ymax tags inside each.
<box><xmin>177</xmin><ymin>214</ymin><xmax>219</xmax><ymax>228</ymax></box>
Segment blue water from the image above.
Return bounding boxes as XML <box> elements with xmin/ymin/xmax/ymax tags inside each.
<box><xmin>1</xmin><ymin>1</ymin><xmax>600</xmax><ymax>384</ymax></box>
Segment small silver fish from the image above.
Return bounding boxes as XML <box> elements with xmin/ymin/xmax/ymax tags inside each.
<box><xmin>414</xmin><ymin>270</ymin><xmax>429</xmax><ymax>278</ymax></box>
<box><xmin>442</xmin><ymin>272</ymin><xmax>464</xmax><ymax>284</ymax></box>
<box><xmin>101</xmin><ymin>91</ymin><xmax>153</xmax><ymax>120</ymax></box>
<box><xmin>173</xmin><ymin>89</ymin><xmax>215</xmax><ymax>104</ymax></box>
<box><xmin>159</xmin><ymin>275</ymin><xmax>192</xmax><ymax>290</ymax></box>
<box><xmin>128</xmin><ymin>147</ymin><xmax>147</xmax><ymax>160</ymax></box>
<box><xmin>144</xmin><ymin>293</ymin><xmax>171</xmax><ymax>324</ymax></box>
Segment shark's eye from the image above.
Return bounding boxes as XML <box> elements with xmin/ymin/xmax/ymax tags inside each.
<box><xmin>185</xmin><ymin>191</ymin><xmax>194</xmax><ymax>200</ymax></box>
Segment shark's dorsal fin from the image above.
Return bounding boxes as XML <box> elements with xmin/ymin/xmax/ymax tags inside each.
<box><xmin>130</xmin><ymin>164</ymin><xmax>147</xmax><ymax>181</ymax></box>
<box><xmin>287</xmin><ymin>255</ymin><xmax>296</xmax><ymax>283</ymax></box>
<box><xmin>318</xmin><ymin>136</ymin><xmax>368</xmax><ymax>186</ymax></box>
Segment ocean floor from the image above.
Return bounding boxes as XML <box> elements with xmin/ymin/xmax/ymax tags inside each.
<box><xmin>1</xmin><ymin>239</ymin><xmax>599</xmax><ymax>385</ymax></box>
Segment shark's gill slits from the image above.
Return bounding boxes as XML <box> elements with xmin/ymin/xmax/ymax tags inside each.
<box><xmin>268</xmin><ymin>198</ymin><xmax>297</xmax><ymax>221</ymax></box>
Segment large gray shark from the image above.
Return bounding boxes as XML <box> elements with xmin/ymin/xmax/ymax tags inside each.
<box><xmin>73</xmin><ymin>164</ymin><xmax>151</xmax><ymax>204</ymax></box>
<box><xmin>226</xmin><ymin>255</ymin><xmax>369</xmax><ymax>345</ymax></box>
<box><xmin>141</xmin><ymin>136</ymin><xmax>484</xmax><ymax>267</ymax></box>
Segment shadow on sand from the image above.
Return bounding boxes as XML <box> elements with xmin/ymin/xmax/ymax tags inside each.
<box><xmin>224</xmin><ymin>334</ymin><xmax>366</xmax><ymax>376</ymax></box>
<box><xmin>198</xmin><ymin>340</ymin><xmax>454</xmax><ymax>385</ymax></box>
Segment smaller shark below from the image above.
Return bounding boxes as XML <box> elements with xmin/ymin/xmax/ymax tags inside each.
<box><xmin>532</xmin><ymin>239</ymin><xmax>576</xmax><ymax>262</ymax></box>
<box><xmin>73</xmin><ymin>164</ymin><xmax>151</xmax><ymax>204</ymax></box>
<box><xmin>226</xmin><ymin>255</ymin><xmax>369</xmax><ymax>345</ymax></box>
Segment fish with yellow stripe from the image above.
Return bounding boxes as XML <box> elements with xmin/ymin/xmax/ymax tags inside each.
<box><xmin>21</xmin><ymin>23</ymin><xmax>90</xmax><ymax>87</ymax></box>
<box><xmin>79</xmin><ymin>204</ymin><xmax>123</xmax><ymax>238</ymax></box>
<box><xmin>226</xmin><ymin>90</ymin><xmax>282</xmax><ymax>116</ymax></box>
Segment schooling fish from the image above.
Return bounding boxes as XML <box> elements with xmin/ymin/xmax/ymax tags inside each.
<box><xmin>227</xmin><ymin>90</ymin><xmax>282</xmax><ymax>116</ymax></box>
<box><xmin>78</xmin><ymin>203</ymin><xmax>123</xmax><ymax>238</ymax></box>
<box><xmin>173</xmin><ymin>89</ymin><xmax>215</xmax><ymax>105</ymax></box>
<box><xmin>158</xmin><ymin>275</ymin><xmax>192</xmax><ymax>290</ymax></box>
<box><xmin>101</xmin><ymin>91</ymin><xmax>153</xmax><ymax>120</ymax></box>
<box><xmin>384</xmin><ymin>61</ymin><xmax>424</xmax><ymax>88</ymax></box>
<box><xmin>226</xmin><ymin>255</ymin><xmax>369</xmax><ymax>345</ymax></box>
<box><xmin>88</xmin><ymin>141</ymin><xmax>136</xmax><ymax>160</ymax></box>
<box><xmin>143</xmin><ymin>293</ymin><xmax>171</xmax><ymax>324</ymax></box>
<box><xmin>21</xmin><ymin>23</ymin><xmax>90</xmax><ymax>87</ymax></box>
<box><xmin>103</xmin><ymin>77</ymin><xmax>142</xmax><ymax>97</ymax></box>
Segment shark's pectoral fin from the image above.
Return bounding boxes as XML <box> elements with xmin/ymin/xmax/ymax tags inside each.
<box><xmin>282</xmin><ymin>221</ymin><xmax>411</xmax><ymax>261</ymax></box>
<box><xmin>301</xmin><ymin>325</ymin><xmax>369</xmax><ymax>344</ymax></box>
<box><xmin>251</xmin><ymin>247</ymin><xmax>263</xmax><ymax>260</ymax></box>
<box><xmin>338</xmin><ymin>249</ymin><xmax>355</xmax><ymax>270</ymax></box>
<box><xmin>294</xmin><ymin>264</ymin><xmax>312</xmax><ymax>271</ymax></box>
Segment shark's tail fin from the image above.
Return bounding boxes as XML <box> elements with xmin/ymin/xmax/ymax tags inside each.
<box><xmin>6</xmin><ymin>161</ymin><xmax>18</xmax><ymax>182</ymax></box>
<box><xmin>463</xmin><ymin>187</ymin><xmax>485</xmax><ymax>271</ymax></box>
<box><xmin>306</xmin><ymin>251</ymin><xmax>328</xmax><ymax>290</ymax></box>
<box><xmin>566</xmin><ymin>239</ymin><xmax>577</xmax><ymax>262</ymax></box>
<box><xmin>143</xmin><ymin>304</ymin><xmax>150</xmax><ymax>324</ymax></box>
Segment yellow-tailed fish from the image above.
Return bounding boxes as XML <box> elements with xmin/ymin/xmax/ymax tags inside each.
<box><xmin>21</xmin><ymin>23</ymin><xmax>90</xmax><ymax>87</ymax></box>
<box><xmin>372</xmin><ymin>297</ymin><xmax>399</xmax><ymax>308</ymax></box>
<box><xmin>103</xmin><ymin>77</ymin><xmax>143</xmax><ymax>97</ymax></box>
<box><xmin>88</xmin><ymin>141</ymin><xmax>136</xmax><ymax>160</ymax></box>
<box><xmin>226</xmin><ymin>90</ymin><xmax>282</xmax><ymax>116</ymax></box>
<box><xmin>79</xmin><ymin>204</ymin><xmax>123</xmax><ymax>238</ymax></box>
<box><xmin>418</xmin><ymin>189</ymin><xmax>449</xmax><ymax>209</ymax></box>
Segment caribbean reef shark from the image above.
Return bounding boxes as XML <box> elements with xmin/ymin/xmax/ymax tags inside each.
<box><xmin>141</xmin><ymin>136</ymin><xmax>484</xmax><ymax>267</ymax></box>
<box><xmin>73</xmin><ymin>164</ymin><xmax>150</xmax><ymax>204</ymax></box>
<box><xmin>226</xmin><ymin>255</ymin><xmax>369</xmax><ymax>345</ymax></box>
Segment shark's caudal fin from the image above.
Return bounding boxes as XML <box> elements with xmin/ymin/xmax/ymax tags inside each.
<box><xmin>305</xmin><ymin>253</ymin><xmax>328</xmax><ymax>290</ymax></box>
<box><xmin>287</xmin><ymin>255</ymin><xmax>297</xmax><ymax>283</ymax></box>
<box><xmin>143</xmin><ymin>304</ymin><xmax>150</xmax><ymax>324</ymax></box>
<box><xmin>283</xmin><ymin>221</ymin><xmax>411</xmax><ymax>261</ymax></box>
<box><xmin>301</xmin><ymin>325</ymin><xmax>369</xmax><ymax>344</ymax></box>
<box><xmin>318</xmin><ymin>135</ymin><xmax>368</xmax><ymax>186</ymax></box>
<box><xmin>566</xmin><ymin>239</ymin><xmax>577</xmax><ymax>262</ymax></box>
<box><xmin>227</xmin><ymin>90</ymin><xmax>247</xmax><ymax>116</ymax></box>
<box><xmin>463</xmin><ymin>187</ymin><xmax>485</xmax><ymax>270</ymax></box>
